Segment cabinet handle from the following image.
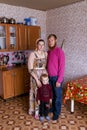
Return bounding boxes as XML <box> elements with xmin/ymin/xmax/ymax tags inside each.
<box><xmin>12</xmin><ymin>73</ymin><xmax>16</xmax><ymax>76</ymax></box>
<box><xmin>14</xmin><ymin>72</ymin><xmax>16</xmax><ymax>76</ymax></box>
<box><xmin>12</xmin><ymin>73</ymin><xmax>14</xmax><ymax>76</ymax></box>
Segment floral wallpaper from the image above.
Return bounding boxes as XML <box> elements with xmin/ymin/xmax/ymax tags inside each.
<box><xmin>0</xmin><ymin>1</ymin><xmax>87</xmax><ymax>84</ymax></box>
<box><xmin>46</xmin><ymin>0</ymin><xmax>87</xmax><ymax>83</ymax></box>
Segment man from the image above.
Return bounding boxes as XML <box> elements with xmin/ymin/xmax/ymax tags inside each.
<box><xmin>47</xmin><ymin>34</ymin><xmax>65</xmax><ymax>122</ymax></box>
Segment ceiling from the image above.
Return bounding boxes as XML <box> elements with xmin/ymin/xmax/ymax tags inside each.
<box><xmin>0</xmin><ymin>0</ymin><xmax>84</xmax><ymax>11</ymax></box>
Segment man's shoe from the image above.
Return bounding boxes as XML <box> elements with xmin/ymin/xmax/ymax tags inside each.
<box><xmin>52</xmin><ymin>116</ymin><xmax>58</xmax><ymax>123</ymax></box>
<box><xmin>52</xmin><ymin>120</ymin><xmax>57</xmax><ymax>124</ymax></box>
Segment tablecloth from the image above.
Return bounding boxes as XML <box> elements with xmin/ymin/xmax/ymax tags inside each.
<box><xmin>64</xmin><ymin>76</ymin><xmax>87</xmax><ymax>104</ymax></box>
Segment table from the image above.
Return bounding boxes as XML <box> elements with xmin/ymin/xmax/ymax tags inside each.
<box><xmin>64</xmin><ymin>76</ymin><xmax>87</xmax><ymax>112</ymax></box>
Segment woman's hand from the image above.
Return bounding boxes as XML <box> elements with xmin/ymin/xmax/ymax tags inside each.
<box><xmin>36</xmin><ymin>79</ymin><xmax>42</xmax><ymax>88</ymax></box>
<box><xmin>29</xmin><ymin>70</ymin><xmax>42</xmax><ymax>88</ymax></box>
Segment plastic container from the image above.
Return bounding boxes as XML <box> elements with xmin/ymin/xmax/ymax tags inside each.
<box><xmin>30</xmin><ymin>17</ymin><xmax>37</xmax><ymax>26</ymax></box>
<box><xmin>24</xmin><ymin>18</ymin><xmax>31</xmax><ymax>25</ymax></box>
<box><xmin>24</xmin><ymin>17</ymin><xmax>37</xmax><ymax>26</ymax></box>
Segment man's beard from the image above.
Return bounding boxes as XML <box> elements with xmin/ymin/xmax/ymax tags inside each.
<box><xmin>48</xmin><ymin>43</ymin><xmax>56</xmax><ymax>50</ymax></box>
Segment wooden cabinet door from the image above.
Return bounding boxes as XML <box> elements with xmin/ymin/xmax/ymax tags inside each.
<box><xmin>0</xmin><ymin>24</ymin><xmax>8</xmax><ymax>51</ymax></box>
<box><xmin>14</xmin><ymin>68</ymin><xmax>24</xmax><ymax>96</ymax></box>
<box><xmin>0</xmin><ymin>24</ymin><xmax>18</xmax><ymax>51</ymax></box>
<box><xmin>7</xmin><ymin>24</ymin><xmax>18</xmax><ymax>51</ymax></box>
<box><xmin>3</xmin><ymin>70</ymin><xmax>14</xmax><ymax>99</ymax></box>
<box><xmin>27</xmin><ymin>26</ymin><xmax>41</xmax><ymax>50</ymax></box>
<box><xmin>18</xmin><ymin>25</ymin><xmax>28</xmax><ymax>50</ymax></box>
<box><xmin>23</xmin><ymin>67</ymin><xmax>30</xmax><ymax>93</ymax></box>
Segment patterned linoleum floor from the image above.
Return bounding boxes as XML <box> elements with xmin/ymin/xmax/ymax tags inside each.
<box><xmin>0</xmin><ymin>95</ymin><xmax>87</xmax><ymax>130</ymax></box>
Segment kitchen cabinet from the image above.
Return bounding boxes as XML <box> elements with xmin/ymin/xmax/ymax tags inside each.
<box><xmin>23</xmin><ymin>67</ymin><xmax>30</xmax><ymax>93</ymax></box>
<box><xmin>0</xmin><ymin>24</ymin><xmax>18</xmax><ymax>51</ymax></box>
<box><xmin>27</xmin><ymin>26</ymin><xmax>41</xmax><ymax>50</ymax></box>
<box><xmin>0</xmin><ymin>67</ymin><xmax>24</xmax><ymax>99</ymax></box>
<box><xmin>0</xmin><ymin>24</ymin><xmax>41</xmax><ymax>51</ymax></box>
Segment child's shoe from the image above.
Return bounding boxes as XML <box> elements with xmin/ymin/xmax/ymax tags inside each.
<box><xmin>45</xmin><ymin>116</ymin><xmax>50</xmax><ymax>121</ymax></box>
<box><xmin>39</xmin><ymin>116</ymin><xmax>44</xmax><ymax>122</ymax></box>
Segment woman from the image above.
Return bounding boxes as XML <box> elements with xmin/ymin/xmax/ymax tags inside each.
<box><xmin>28</xmin><ymin>39</ymin><xmax>47</xmax><ymax>119</ymax></box>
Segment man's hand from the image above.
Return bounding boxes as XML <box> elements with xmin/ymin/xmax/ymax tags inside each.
<box><xmin>50</xmin><ymin>99</ymin><xmax>52</xmax><ymax>104</ymax></box>
<box><xmin>56</xmin><ymin>82</ymin><xmax>60</xmax><ymax>87</ymax></box>
<box><xmin>50</xmin><ymin>99</ymin><xmax>52</xmax><ymax>108</ymax></box>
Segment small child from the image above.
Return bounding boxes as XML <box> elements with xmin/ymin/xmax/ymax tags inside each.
<box><xmin>36</xmin><ymin>73</ymin><xmax>52</xmax><ymax>122</ymax></box>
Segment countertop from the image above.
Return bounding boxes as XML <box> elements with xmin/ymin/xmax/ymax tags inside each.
<box><xmin>0</xmin><ymin>64</ymin><xmax>27</xmax><ymax>71</ymax></box>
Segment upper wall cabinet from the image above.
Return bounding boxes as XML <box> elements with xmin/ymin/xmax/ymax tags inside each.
<box><xmin>0</xmin><ymin>24</ymin><xmax>41</xmax><ymax>51</ymax></box>
<box><xmin>0</xmin><ymin>24</ymin><xmax>18</xmax><ymax>51</ymax></box>
<box><xmin>18</xmin><ymin>25</ymin><xmax>41</xmax><ymax>50</ymax></box>
<box><xmin>27</xmin><ymin>26</ymin><xmax>41</xmax><ymax>50</ymax></box>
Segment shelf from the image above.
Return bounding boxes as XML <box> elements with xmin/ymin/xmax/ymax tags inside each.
<box><xmin>0</xmin><ymin>37</ymin><xmax>6</xmax><ymax>38</ymax></box>
<box><xmin>10</xmin><ymin>37</ymin><xmax>16</xmax><ymax>38</ymax></box>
